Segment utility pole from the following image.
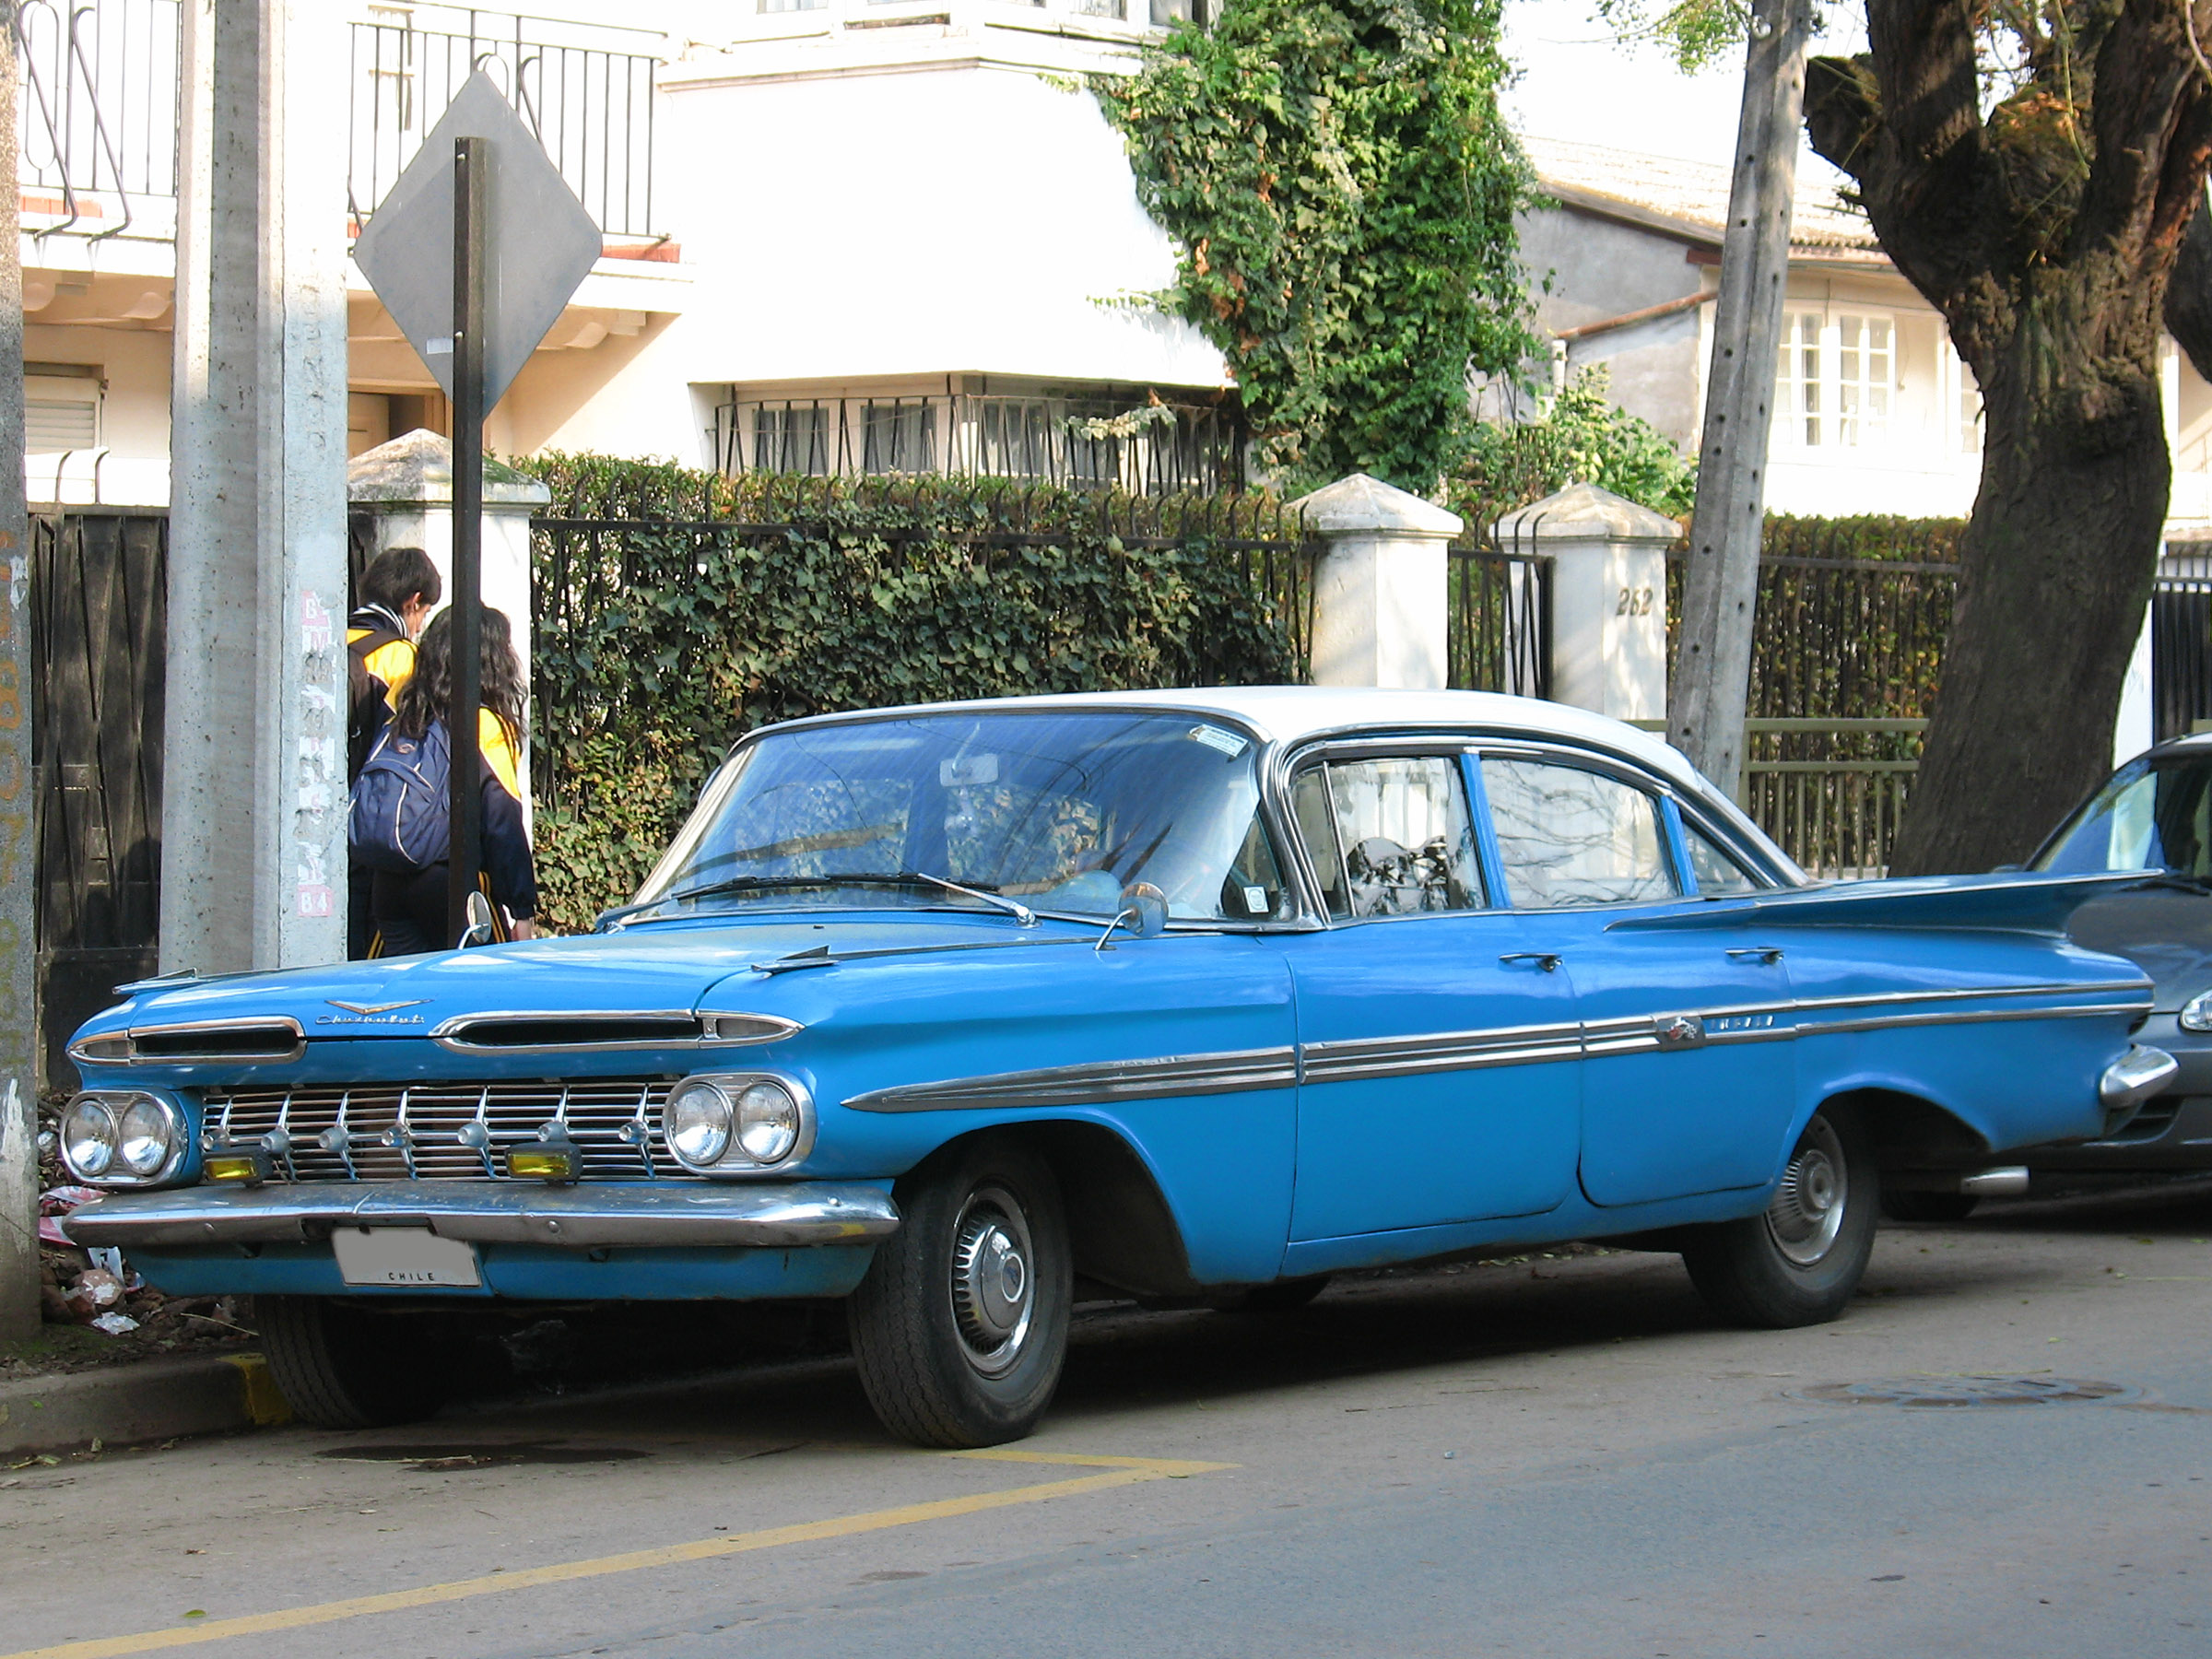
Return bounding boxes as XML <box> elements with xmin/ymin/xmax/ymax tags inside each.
<box><xmin>1667</xmin><ymin>0</ymin><xmax>1811</xmax><ymax>799</ymax></box>
<box><xmin>1</xmin><ymin>0</ymin><xmax>41</xmax><ymax>1340</ymax></box>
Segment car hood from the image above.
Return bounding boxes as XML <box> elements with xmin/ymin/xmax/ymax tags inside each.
<box><xmin>2065</xmin><ymin>887</ymin><xmax>2212</xmax><ymax>1011</ymax></box>
<box><xmin>81</xmin><ymin>912</ymin><xmax>1095</xmax><ymax>1042</ymax></box>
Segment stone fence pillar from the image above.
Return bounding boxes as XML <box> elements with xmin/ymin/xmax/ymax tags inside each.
<box><xmin>1495</xmin><ymin>483</ymin><xmax>1679</xmax><ymax>722</ymax></box>
<box><xmin>1292</xmin><ymin>473</ymin><xmax>1458</xmax><ymax>689</ymax></box>
<box><xmin>347</xmin><ymin>429</ymin><xmax>550</xmax><ymax>815</ymax></box>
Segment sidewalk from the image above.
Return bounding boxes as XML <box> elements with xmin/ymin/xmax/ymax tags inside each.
<box><xmin>1</xmin><ymin>1351</ymin><xmax>290</xmax><ymax>1462</ymax></box>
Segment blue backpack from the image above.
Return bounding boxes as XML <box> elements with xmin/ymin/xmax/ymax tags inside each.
<box><xmin>348</xmin><ymin>719</ymin><xmax>453</xmax><ymax>871</ymax></box>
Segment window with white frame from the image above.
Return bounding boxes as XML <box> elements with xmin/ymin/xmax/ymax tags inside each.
<box><xmin>1772</xmin><ymin>310</ymin><xmax>1898</xmax><ymax>449</ymax></box>
<box><xmin>1775</xmin><ymin>312</ymin><xmax>1822</xmax><ymax>446</ymax></box>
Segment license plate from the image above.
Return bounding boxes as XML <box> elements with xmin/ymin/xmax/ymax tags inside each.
<box><xmin>331</xmin><ymin>1226</ymin><xmax>481</xmax><ymax>1288</ymax></box>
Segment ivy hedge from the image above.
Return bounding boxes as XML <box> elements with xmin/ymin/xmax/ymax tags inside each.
<box><xmin>518</xmin><ymin>454</ymin><xmax>1309</xmax><ymax>931</ymax></box>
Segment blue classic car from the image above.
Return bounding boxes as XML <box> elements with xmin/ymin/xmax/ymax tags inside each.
<box><xmin>60</xmin><ymin>689</ymin><xmax>2171</xmax><ymax>1445</ymax></box>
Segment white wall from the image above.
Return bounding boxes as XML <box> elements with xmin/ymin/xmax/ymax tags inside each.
<box><xmin>653</xmin><ymin>60</ymin><xmax>1224</xmax><ymax>394</ymax></box>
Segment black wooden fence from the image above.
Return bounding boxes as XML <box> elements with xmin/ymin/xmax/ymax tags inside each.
<box><xmin>31</xmin><ymin>508</ymin><xmax>167</xmax><ymax>1088</ymax></box>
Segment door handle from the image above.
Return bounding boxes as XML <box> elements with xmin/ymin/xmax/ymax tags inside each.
<box><xmin>1725</xmin><ymin>947</ymin><xmax>1784</xmax><ymax>965</ymax></box>
<box><xmin>1500</xmin><ymin>951</ymin><xmax>1563</xmax><ymax>972</ymax></box>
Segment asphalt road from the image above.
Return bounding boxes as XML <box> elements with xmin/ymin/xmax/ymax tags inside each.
<box><xmin>5</xmin><ymin>1180</ymin><xmax>2209</xmax><ymax>1659</ymax></box>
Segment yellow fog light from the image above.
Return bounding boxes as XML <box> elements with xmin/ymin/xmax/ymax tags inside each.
<box><xmin>205</xmin><ymin>1152</ymin><xmax>269</xmax><ymax>1184</ymax></box>
<box><xmin>506</xmin><ymin>1135</ymin><xmax>582</xmax><ymax>1183</ymax></box>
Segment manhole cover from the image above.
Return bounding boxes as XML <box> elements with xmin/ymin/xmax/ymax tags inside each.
<box><xmin>1788</xmin><ymin>1376</ymin><xmax>2142</xmax><ymax>1407</ymax></box>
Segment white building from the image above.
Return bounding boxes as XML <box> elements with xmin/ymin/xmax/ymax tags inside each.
<box><xmin>1523</xmin><ymin>135</ymin><xmax>2212</xmax><ymax>527</ymax></box>
<box><xmin>18</xmin><ymin>0</ymin><xmax>1239</xmax><ymax>508</ymax></box>
<box><xmin>19</xmin><ymin>3</ymin><xmax>2212</xmax><ymax>528</ymax></box>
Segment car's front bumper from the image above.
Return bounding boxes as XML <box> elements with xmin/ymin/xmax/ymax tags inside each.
<box><xmin>62</xmin><ymin>1179</ymin><xmax>901</xmax><ymax>1252</ymax></box>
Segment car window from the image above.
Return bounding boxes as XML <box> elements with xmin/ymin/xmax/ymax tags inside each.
<box><xmin>2036</xmin><ymin>756</ymin><xmax>2212</xmax><ymax>877</ymax></box>
<box><xmin>1480</xmin><ymin>757</ymin><xmax>1679</xmax><ymax>908</ymax></box>
<box><xmin>1292</xmin><ymin>756</ymin><xmax>1484</xmax><ymax>920</ymax></box>
<box><xmin>1684</xmin><ymin>821</ymin><xmax>1764</xmax><ymax>895</ymax></box>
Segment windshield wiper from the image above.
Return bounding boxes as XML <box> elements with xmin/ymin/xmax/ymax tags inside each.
<box><xmin>599</xmin><ymin>870</ymin><xmax>1036</xmax><ymax>931</ymax></box>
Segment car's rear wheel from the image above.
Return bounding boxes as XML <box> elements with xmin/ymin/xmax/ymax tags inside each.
<box><xmin>848</xmin><ymin>1137</ymin><xmax>1072</xmax><ymax>1448</ymax></box>
<box><xmin>253</xmin><ymin>1295</ymin><xmax>454</xmax><ymax>1429</ymax></box>
<box><xmin>1881</xmin><ymin>1190</ymin><xmax>1980</xmax><ymax>1223</ymax></box>
<box><xmin>1680</xmin><ymin>1104</ymin><xmax>1877</xmax><ymax>1328</ymax></box>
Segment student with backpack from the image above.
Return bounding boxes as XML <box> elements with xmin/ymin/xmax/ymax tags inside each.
<box><xmin>350</xmin><ymin>606</ymin><xmax>538</xmax><ymax>954</ymax></box>
<box><xmin>347</xmin><ymin>547</ymin><xmax>441</xmax><ymax>957</ymax></box>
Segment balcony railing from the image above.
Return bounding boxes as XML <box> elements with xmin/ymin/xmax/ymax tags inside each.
<box><xmin>713</xmin><ymin>392</ymin><xmax>1248</xmax><ymax>495</ymax></box>
<box><xmin>14</xmin><ymin>0</ymin><xmax>182</xmax><ymax>240</ymax></box>
<box><xmin>349</xmin><ymin>6</ymin><xmax>666</xmax><ymax>239</ymax></box>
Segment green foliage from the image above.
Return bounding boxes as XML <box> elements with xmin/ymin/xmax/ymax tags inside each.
<box><xmin>1448</xmin><ymin>367</ymin><xmax>1697</xmax><ymax>529</ymax></box>
<box><xmin>1592</xmin><ymin>0</ymin><xmax>1753</xmax><ymax>73</ymax></box>
<box><xmin>517</xmin><ymin>454</ymin><xmax>1307</xmax><ymax>932</ymax></box>
<box><xmin>1095</xmin><ymin>0</ymin><xmax>1539</xmax><ymax>495</ymax></box>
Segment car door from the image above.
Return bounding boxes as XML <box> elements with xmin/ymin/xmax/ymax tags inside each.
<box><xmin>1283</xmin><ymin>745</ymin><xmax>1583</xmax><ymax>1241</ymax></box>
<box><xmin>1474</xmin><ymin>748</ymin><xmax>1797</xmax><ymax>1207</ymax></box>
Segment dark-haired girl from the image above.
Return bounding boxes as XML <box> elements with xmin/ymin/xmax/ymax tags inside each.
<box><xmin>367</xmin><ymin>606</ymin><xmax>540</xmax><ymax>954</ymax></box>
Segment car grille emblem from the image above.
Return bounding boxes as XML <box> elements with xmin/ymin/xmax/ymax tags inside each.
<box><xmin>327</xmin><ymin>999</ymin><xmax>429</xmax><ymax>1016</ymax></box>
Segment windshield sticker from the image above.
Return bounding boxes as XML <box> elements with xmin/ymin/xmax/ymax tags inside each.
<box><xmin>940</xmin><ymin>754</ymin><xmax>999</xmax><ymax>786</ymax></box>
<box><xmin>1189</xmin><ymin>725</ymin><xmax>1248</xmax><ymax>758</ymax></box>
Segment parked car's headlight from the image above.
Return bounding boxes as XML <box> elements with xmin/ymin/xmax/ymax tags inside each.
<box><xmin>61</xmin><ymin>1097</ymin><xmax>118</xmax><ymax>1178</ymax></box>
<box><xmin>61</xmin><ymin>1091</ymin><xmax>184</xmax><ymax>1185</ymax></box>
<box><xmin>663</xmin><ymin>1074</ymin><xmax>812</xmax><ymax>1174</ymax></box>
<box><xmin>666</xmin><ymin>1079</ymin><xmax>733</xmax><ymax>1166</ymax></box>
<box><xmin>2180</xmin><ymin>990</ymin><xmax>2212</xmax><ymax>1032</ymax></box>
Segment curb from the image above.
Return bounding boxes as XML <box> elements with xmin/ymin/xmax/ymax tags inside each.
<box><xmin>0</xmin><ymin>1352</ymin><xmax>291</xmax><ymax>1460</ymax></box>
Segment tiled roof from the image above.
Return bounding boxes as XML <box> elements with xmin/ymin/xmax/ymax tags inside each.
<box><xmin>1521</xmin><ymin>135</ymin><xmax>1884</xmax><ymax>259</ymax></box>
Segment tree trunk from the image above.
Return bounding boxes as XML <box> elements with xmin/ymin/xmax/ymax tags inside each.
<box><xmin>1888</xmin><ymin>293</ymin><xmax>2170</xmax><ymax>876</ymax></box>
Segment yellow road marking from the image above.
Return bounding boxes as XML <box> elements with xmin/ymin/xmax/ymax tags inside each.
<box><xmin>4</xmin><ymin>1450</ymin><xmax>1235</xmax><ymax>1659</ymax></box>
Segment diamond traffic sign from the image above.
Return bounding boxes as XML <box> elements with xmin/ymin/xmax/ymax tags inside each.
<box><xmin>352</xmin><ymin>70</ymin><xmax>603</xmax><ymax>411</ymax></box>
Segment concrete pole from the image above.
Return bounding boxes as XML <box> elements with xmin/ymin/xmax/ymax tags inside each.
<box><xmin>1</xmin><ymin>0</ymin><xmax>42</xmax><ymax>1340</ymax></box>
<box><xmin>163</xmin><ymin>1</ymin><xmax>351</xmax><ymax>972</ymax></box>
<box><xmin>1667</xmin><ymin>0</ymin><xmax>1810</xmax><ymax>798</ymax></box>
<box><xmin>1290</xmin><ymin>473</ymin><xmax>1459</xmax><ymax>689</ymax></box>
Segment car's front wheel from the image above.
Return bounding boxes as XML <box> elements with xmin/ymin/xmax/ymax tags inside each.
<box><xmin>253</xmin><ymin>1295</ymin><xmax>455</xmax><ymax>1429</ymax></box>
<box><xmin>1679</xmin><ymin>1104</ymin><xmax>1877</xmax><ymax>1328</ymax></box>
<box><xmin>848</xmin><ymin>1137</ymin><xmax>1072</xmax><ymax>1448</ymax></box>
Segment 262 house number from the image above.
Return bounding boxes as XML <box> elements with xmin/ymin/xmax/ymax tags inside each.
<box><xmin>1617</xmin><ymin>586</ymin><xmax>1654</xmax><ymax>618</ymax></box>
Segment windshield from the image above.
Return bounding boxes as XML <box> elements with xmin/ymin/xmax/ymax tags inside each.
<box><xmin>631</xmin><ymin>711</ymin><xmax>1287</xmax><ymax>923</ymax></box>
<box><xmin>2035</xmin><ymin>753</ymin><xmax>2212</xmax><ymax>877</ymax></box>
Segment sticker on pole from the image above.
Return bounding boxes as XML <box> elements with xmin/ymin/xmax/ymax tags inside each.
<box><xmin>351</xmin><ymin>70</ymin><xmax>603</xmax><ymax>412</ymax></box>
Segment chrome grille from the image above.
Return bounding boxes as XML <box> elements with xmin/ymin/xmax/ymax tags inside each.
<box><xmin>201</xmin><ymin>1079</ymin><xmax>683</xmax><ymax>1182</ymax></box>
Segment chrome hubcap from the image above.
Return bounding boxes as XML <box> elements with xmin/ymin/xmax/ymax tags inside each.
<box><xmin>950</xmin><ymin>1184</ymin><xmax>1035</xmax><ymax>1377</ymax></box>
<box><xmin>1766</xmin><ymin>1115</ymin><xmax>1848</xmax><ymax>1266</ymax></box>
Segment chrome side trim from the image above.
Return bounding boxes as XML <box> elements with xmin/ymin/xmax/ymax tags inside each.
<box><xmin>61</xmin><ymin>1180</ymin><xmax>900</xmax><ymax>1251</ymax></box>
<box><xmin>842</xmin><ymin>1046</ymin><xmax>1299</xmax><ymax>1113</ymax></box>
<box><xmin>1788</xmin><ymin>981</ymin><xmax>2151</xmax><ymax>1015</ymax></box>
<box><xmin>1300</xmin><ymin>1021</ymin><xmax>1583</xmax><ymax>1083</ymax></box>
<box><xmin>1795</xmin><ymin>1001</ymin><xmax>2149</xmax><ymax>1037</ymax></box>
<box><xmin>429</xmin><ymin>1009</ymin><xmax>802</xmax><ymax>1055</ymax></box>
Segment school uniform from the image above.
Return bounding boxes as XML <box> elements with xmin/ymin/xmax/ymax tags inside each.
<box><xmin>367</xmin><ymin>712</ymin><xmax>539</xmax><ymax>956</ymax></box>
<box><xmin>347</xmin><ymin>604</ymin><xmax>418</xmax><ymax>959</ymax></box>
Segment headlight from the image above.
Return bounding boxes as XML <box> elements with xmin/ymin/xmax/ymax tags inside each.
<box><xmin>117</xmin><ymin>1095</ymin><xmax>182</xmax><ymax>1176</ymax></box>
<box><xmin>665</xmin><ymin>1079</ymin><xmax>733</xmax><ymax>1167</ymax></box>
<box><xmin>2180</xmin><ymin>990</ymin><xmax>2212</xmax><ymax>1032</ymax></box>
<box><xmin>734</xmin><ymin>1080</ymin><xmax>801</xmax><ymax>1163</ymax></box>
<box><xmin>61</xmin><ymin>1097</ymin><xmax>118</xmax><ymax>1178</ymax></box>
<box><xmin>663</xmin><ymin>1073</ymin><xmax>812</xmax><ymax>1174</ymax></box>
<box><xmin>62</xmin><ymin>1091</ymin><xmax>185</xmax><ymax>1185</ymax></box>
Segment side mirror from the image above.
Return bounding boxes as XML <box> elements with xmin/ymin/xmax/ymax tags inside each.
<box><xmin>1120</xmin><ymin>882</ymin><xmax>1169</xmax><ymax>938</ymax></box>
<box><xmin>459</xmin><ymin>889</ymin><xmax>498</xmax><ymax>948</ymax></box>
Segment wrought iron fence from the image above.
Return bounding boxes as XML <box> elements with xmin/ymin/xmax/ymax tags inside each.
<box><xmin>2153</xmin><ymin>548</ymin><xmax>2212</xmax><ymax>743</ymax></box>
<box><xmin>1447</xmin><ymin>524</ymin><xmax>1550</xmax><ymax>698</ymax></box>
<box><xmin>712</xmin><ymin>394</ymin><xmax>1249</xmax><ymax>496</ymax></box>
<box><xmin>349</xmin><ymin>6</ymin><xmax>664</xmax><ymax>237</ymax></box>
<box><xmin>30</xmin><ymin>508</ymin><xmax>168</xmax><ymax>1089</ymax></box>
<box><xmin>14</xmin><ymin>0</ymin><xmax>181</xmax><ymax>239</ymax></box>
<box><xmin>1741</xmin><ymin>718</ymin><xmax>1924</xmax><ymax>880</ymax></box>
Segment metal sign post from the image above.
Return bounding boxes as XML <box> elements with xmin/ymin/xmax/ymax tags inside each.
<box><xmin>448</xmin><ymin>136</ymin><xmax>487</xmax><ymax>947</ymax></box>
<box><xmin>352</xmin><ymin>71</ymin><xmax>601</xmax><ymax>947</ymax></box>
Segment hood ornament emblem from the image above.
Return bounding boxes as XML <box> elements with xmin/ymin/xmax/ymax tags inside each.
<box><xmin>325</xmin><ymin>998</ymin><xmax>429</xmax><ymax>1016</ymax></box>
